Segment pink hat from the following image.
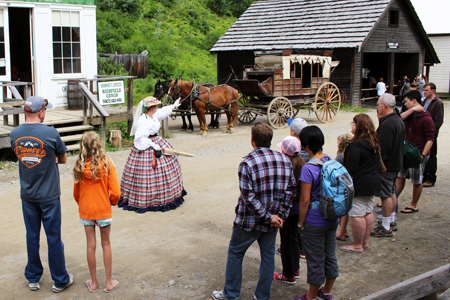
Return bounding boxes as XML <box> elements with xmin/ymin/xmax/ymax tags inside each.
<box><xmin>277</xmin><ymin>136</ymin><xmax>301</xmax><ymax>156</ymax></box>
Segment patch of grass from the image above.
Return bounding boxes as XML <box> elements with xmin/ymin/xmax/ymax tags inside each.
<box><xmin>402</xmin><ymin>274</ymin><xmax>408</xmax><ymax>277</ymax></box>
<box><xmin>0</xmin><ymin>160</ymin><xmax>18</xmax><ymax>171</ymax></box>
<box><xmin>340</xmin><ymin>103</ymin><xmax>369</xmax><ymax>113</ymax></box>
<box><xmin>95</xmin><ymin>121</ymin><xmax>135</xmax><ymax>151</ymax></box>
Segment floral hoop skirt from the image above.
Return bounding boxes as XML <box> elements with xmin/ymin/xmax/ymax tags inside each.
<box><xmin>118</xmin><ymin>136</ymin><xmax>186</xmax><ymax>213</ymax></box>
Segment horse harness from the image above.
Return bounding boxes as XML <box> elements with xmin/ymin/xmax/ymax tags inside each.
<box><xmin>174</xmin><ymin>82</ymin><xmax>237</xmax><ymax>115</ymax></box>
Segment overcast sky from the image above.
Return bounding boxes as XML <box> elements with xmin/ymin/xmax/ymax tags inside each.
<box><xmin>410</xmin><ymin>0</ymin><xmax>450</xmax><ymax>34</ymax></box>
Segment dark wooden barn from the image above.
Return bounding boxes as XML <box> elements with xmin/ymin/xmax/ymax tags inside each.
<box><xmin>210</xmin><ymin>0</ymin><xmax>440</xmax><ymax>107</ymax></box>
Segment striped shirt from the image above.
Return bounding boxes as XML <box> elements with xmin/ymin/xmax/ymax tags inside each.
<box><xmin>234</xmin><ymin>147</ymin><xmax>295</xmax><ymax>232</ymax></box>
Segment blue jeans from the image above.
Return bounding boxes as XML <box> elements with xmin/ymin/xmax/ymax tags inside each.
<box><xmin>223</xmin><ymin>226</ymin><xmax>278</xmax><ymax>300</ymax></box>
<box><xmin>22</xmin><ymin>199</ymin><xmax>70</xmax><ymax>288</ymax></box>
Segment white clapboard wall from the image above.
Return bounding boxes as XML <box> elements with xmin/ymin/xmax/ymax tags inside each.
<box><xmin>429</xmin><ymin>34</ymin><xmax>450</xmax><ymax>94</ymax></box>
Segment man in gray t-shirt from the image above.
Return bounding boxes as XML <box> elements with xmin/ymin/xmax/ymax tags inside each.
<box><xmin>10</xmin><ymin>96</ymin><xmax>73</xmax><ymax>293</ymax></box>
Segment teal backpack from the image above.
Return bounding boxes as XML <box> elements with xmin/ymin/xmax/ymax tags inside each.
<box><xmin>308</xmin><ymin>158</ymin><xmax>354</xmax><ymax>220</ymax></box>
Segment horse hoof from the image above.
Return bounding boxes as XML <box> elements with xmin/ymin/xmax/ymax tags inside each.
<box><xmin>229</xmin><ymin>129</ymin><xmax>234</xmax><ymax>134</ymax></box>
<box><xmin>202</xmin><ymin>133</ymin><xmax>208</xmax><ymax>137</ymax></box>
<box><xmin>187</xmin><ymin>129</ymin><xmax>193</xmax><ymax>133</ymax></box>
<box><xmin>180</xmin><ymin>128</ymin><xmax>187</xmax><ymax>131</ymax></box>
<box><xmin>222</xmin><ymin>130</ymin><xmax>229</xmax><ymax>134</ymax></box>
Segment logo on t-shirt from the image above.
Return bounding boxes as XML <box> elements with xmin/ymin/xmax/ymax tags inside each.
<box><xmin>13</xmin><ymin>136</ymin><xmax>47</xmax><ymax>168</ymax></box>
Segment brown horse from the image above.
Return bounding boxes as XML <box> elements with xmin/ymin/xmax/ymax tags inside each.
<box><xmin>167</xmin><ymin>79</ymin><xmax>239</xmax><ymax>137</ymax></box>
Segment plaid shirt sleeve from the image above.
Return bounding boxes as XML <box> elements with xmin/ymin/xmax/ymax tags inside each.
<box><xmin>238</xmin><ymin>163</ymin><xmax>273</xmax><ymax>224</ymax></box>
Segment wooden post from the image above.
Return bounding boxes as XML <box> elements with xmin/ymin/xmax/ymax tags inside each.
<box><xmin>127</xmin><ymin>78</ymin><xmax>133</xmax><ymax>134</ymax></box>
<box><xmin>360</xmin><ymin>264</ymin><xmax>450</xmax><ymax>300</ymax></box>
<box><xmin>101</xmin><ymin>116</ymin><xmax>106</xmax><ymax>147</ymax></box>
<box><xmin>388</xmin><ymin>52</ymin><xmax>395</xmax><ymax>95</ymax></box>
<box><xmin>3</xmin><ymin>85</ymin><xmax>8</xmax><ymax>125</ymax></box>
<box><xmin>109</xmin><ymin>130</ymin><xmax>122</xmax><ymax>148</ymax></box>
<box><xmin>89</xmin><ymin>80</ymin><xmax>94</xmax><ymax>125</ymax></box>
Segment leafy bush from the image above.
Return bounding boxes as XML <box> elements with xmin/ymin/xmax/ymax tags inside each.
<box><xmin>97</xmin><ymin>55</ymin><xmax>129</xmax><ymax>76</ymax></box>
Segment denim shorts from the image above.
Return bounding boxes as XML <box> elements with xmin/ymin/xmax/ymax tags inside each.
<box><xmin>379</xmin><ymin>172</ymin><xmax>398</xmax><ymax>198</ymax></box>
<box><xmin>79</xmin><ymin>218</ymin><xmax>112</xmax><ymax>227</ymax></box>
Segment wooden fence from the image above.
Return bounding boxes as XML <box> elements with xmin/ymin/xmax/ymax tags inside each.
<box><xmin>99</xmin><ymin>53</ymin><xmax>148</xmax><ymax>79</ymax></box>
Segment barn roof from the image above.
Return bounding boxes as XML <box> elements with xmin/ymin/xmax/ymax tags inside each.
<box><xmin>210</xmin><ymin>0</ymin><xmax>439</xmax><ymax>64</ymax></box>
<box><xmin>210</xmin><ymin>0</ymin><xmax>392</xmax><ymax>52</ymax></box>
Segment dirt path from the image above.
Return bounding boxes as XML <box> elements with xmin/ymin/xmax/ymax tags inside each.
<box><xmin>1</xmin><ymin>104</ymin><xmax>450</xmax><ymax>300</ymax></box>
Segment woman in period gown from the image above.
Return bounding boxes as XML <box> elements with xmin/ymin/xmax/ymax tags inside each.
<box><xmin>118</xmin><ymin>96</ymin><xmax>186</xmax><ymax>213</ymax></box>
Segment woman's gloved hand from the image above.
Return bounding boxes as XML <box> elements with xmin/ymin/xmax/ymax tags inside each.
<box><xmin>173</xmin><ymin>98</ymin><xmax>181</xmax><ymax>109</ymax></box>
<box><xmin>155</xmin><ymin>150</ymin><xmax>162</xmax><ymax>158</ymax></box>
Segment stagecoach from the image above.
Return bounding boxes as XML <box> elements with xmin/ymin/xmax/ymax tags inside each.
<box><xmin>235</xmin><ymin>51</ymin><xmax>343</xmax><ymax>128</ymax></box>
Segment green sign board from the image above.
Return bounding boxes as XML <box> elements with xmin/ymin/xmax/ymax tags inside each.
<box><xmin>7</xmin><ymin>0</ymin><xmax>96</xmax><ymax>6</ymax></box>
<box><xmin>98</xmin><ymin>80</ymin><xmax>126</xmax><ymax>105</ymax></box>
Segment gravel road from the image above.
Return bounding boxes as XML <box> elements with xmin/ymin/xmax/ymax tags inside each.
<box><xmin>1</xmin><ymin>103</ymin><xmax>449</xmax><ymax>300</ymax></box>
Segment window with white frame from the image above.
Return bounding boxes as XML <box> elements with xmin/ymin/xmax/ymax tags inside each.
<box><xmin>52</xmin><ymin>11</ymin><xmax>80</xmax><ymax>74</ymax></box>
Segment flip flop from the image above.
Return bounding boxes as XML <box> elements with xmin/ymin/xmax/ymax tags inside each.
<box><xmin>363</xmin><ymin>246</ymin><xmax>372</xmax><ymax>250</ymax></box>
<box><xmin>103</xmin><ymin>280</ymin><xmax>119</xmax><ymax>293</ymax></box>
<box><xmin>375</xmin><ymin>209</ymin><xmax>383</xmax><ymax>214</ymax></box>
<box><xmin>340</xmin><ymin>246</ymin><xmax>363</xmax><ymax>254</ymax></box>
<box><xmin>86</xmin><ymin>280</ymin><xmax>97</xmax><ymax>293</ymax></box>
<box><xmin>336</xmin><ymin>236</ymin><xmax>346</xmax><ymax>241</ymax></box>
<box><xmin>401</xmin><ymin>206</ymin><xmax>419</xmax><ymax>213</ymax></box>
<box><xmin>376</xmin><ymin>203</ymin><xmax>382</xmax><ymax>208</ymax></box>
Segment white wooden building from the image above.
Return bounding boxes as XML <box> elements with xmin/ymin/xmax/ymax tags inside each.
<box><xmin>428</xmin><ymin>34</ymin><xmax>450</xmax><ymax>97</ymax></box>
<box><xmin>0</xmin><ymin>0</ymin><xmax>97</xmax><ymax>107</ymax></box>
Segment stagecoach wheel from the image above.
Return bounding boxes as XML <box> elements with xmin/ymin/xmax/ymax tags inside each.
<box><xmin>267</xmin><ymin>97</ymin><xmax>293</xmax><ymax>129</ymax></box>
<box><xmin>314</xmin><ymin>82</ymin><xmax>341</xmax><ymax>123</ymax></box>
<box><xmin>238</xmin><ymin>95</ymin><xmax>257</xmax><ymax>124</ymax></box>
<box><xmin>291</xmin><ymin>106</ymin><xmax>300</xmax><ymax>118</ymax></box>
<box><xmin>339</xmin><ymin>88</ymin><xmax>348</xmax><ymax>104</ymax></box>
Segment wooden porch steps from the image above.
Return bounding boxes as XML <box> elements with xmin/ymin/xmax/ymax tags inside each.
<box><xmin>56</xmin><ymin>124</ymin><xmax>94</xmax><ymax>152</ymax></box>
<box><xmin>66</xmin><ymin>144</ymin><xmax>81</xmax><ymax>151</ymax></box>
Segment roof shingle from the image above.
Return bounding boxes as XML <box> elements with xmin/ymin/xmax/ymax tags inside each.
<box><xmin>210</xmin><ymin>0</ymin><xmax>391</xmax><ymax>52</ymax></box>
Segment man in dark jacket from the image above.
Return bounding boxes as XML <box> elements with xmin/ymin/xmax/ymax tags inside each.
<box><xmin>397</xmin><ymin>91</ymin><xmax>435</xmax><ymax>214</ymax></box>
<box><xmin>371</xmin><ymin>93</ymin><xmax>405</xmax><ymax>237</ymax></box>
<box><xmin>422</xmin><ymin>83</ymin><xmax>444</xmax><ymax>187</ymax></box>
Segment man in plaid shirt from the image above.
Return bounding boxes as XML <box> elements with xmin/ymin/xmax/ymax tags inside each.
<box><xmin>212</xmin><ymin>122</ymin><xmax>295</xmax><ymax>300</ymax></box>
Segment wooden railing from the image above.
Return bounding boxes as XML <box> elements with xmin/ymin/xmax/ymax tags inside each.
<box><xmin>77</xmin><ymin>75</ymin><xmax>136</xmax><ymax>146</ymax></box>
<box><xmin>360</xmin><ymin>264</ymin><xmax>450</xmax><ymax>300</ymax></box>
<box><xmin>0</xmin><ymin>82</ymin><xmax>33</xmax><ymax>126</ymax></box>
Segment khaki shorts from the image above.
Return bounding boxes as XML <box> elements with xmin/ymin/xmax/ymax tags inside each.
<box><xmin>349</xmin><ymin>196</ymin><xmax>375</xmax><ymax>217</ymax></box>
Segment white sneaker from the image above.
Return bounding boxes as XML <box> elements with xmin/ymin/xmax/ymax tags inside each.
<box><xmin>212</xmin><ymin>290</ymin><xmax>227</xmax><ymax>300</ymax></box>
<box><xmin>52</xmin><ymin>273</ymin><xmax>74</xmax><ymax>293</ymax></box>
<box><xmin>27</xmin><ymin>281</ymin><xmax>40</xmax><ymax>291</ymax></box>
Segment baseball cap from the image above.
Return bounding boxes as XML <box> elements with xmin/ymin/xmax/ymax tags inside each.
<box><xmin>287</xmin><ymin>118</ymin><xmax>308</xmax><ymax>136</ymax></box>
<box><xmin>23</xmin><ymin>96</ymin><xmax>53</xmax><ymax>113</ymax></box>
<box><xmin>277</xmin><ymin>136</ymin><xmax>301</xmax><ymax>156</ymax></box>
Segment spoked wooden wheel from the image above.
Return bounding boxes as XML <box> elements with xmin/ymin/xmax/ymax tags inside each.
<box><xmin>267</xmin><ymin>97</ymin><xmax>293</xmax><ymax>128</ymax></box>
<box><xmin>339</xmin><ymin>88</ymin><xmax>348</xmax><ymax>104</ymax></box>
<box><xmin>238</xmin><ymin>95</ymin><xmax>257</xmax><ymax>124</ymax></box>
<box><xmin>314</xmin><ymin>82</ymin><xmax>341</xmax><ymax>123</ymax></box>
<box><xmin>292</xmin><ymin>106</ymin><xmax>300</xmax><ymax>118</ymax></box>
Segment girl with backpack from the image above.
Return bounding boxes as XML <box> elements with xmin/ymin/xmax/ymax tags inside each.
<box><xmin>335</xmin><ymin>133</ymin><xmax>353</xmax><ymax>242</ymax></box>
<box><xmin>340</xmin><ymin>114</ymin><xmax>381</xmax><ymax>254</ymax></box>
<box><xmin>294</xmin><ymin>126</ymin><xmax>338</xmax><ymax>300</ymax></box>
<box><xmin>273</xmin><ymin>136</ymin><xmax>306</xmax><ymax>285</ymax></box>
<box><xmin>73</xmin><ymin>131</ymin><xmax>121</xmax><ymax>293</ymax></box>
